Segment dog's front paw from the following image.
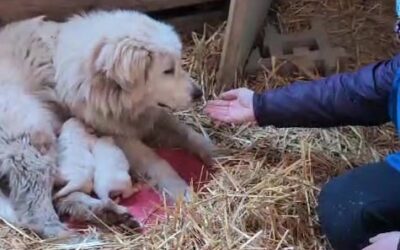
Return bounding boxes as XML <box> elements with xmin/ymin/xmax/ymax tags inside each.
<box><xmin>144</xmin><ymin>159</ymin><xmax>193</xmax><ymax>203</ymax></box>
<box><xmin>45</xmin><ymin>232</ymin><xmax>103</xmax><ymax>246</ymax></box>
<box><xmin>195</xmin><ymin>138</ymin><xmax>217</xmax><ymax>166</ymax></box>
<box><xmin>158</xmin><ymin>178</ymin><xmax>192</xmax><ymax>203</ymax></box>
<box><xmin>198</xmin><ymin>148</ymin><xmax>216</xmax><ymax>166</ymax></box>
<box><xmin>121</xmin><ymin>182</ymin><xmax>143</xmax><ymax>199</ymax></box>
<box><xmin>37</xmin><ymin>221</ymin><xmax>74</xmax><ymax>239</ymax></box>
<box><xmin>99</xmin><ymin>200</ymin><xmax>141</xmax><ymax>230</ymax></box>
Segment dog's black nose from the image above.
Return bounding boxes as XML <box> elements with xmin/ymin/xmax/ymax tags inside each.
<box><xmin>192</xmin><ymin>88</ymin><xmax>203</xmax><ymax>100</ymax></box>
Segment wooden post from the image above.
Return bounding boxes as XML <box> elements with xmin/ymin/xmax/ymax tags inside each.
<box><xmin>217</xmin><ymin>0</ymin><xmax>272</xmax><ymax>89</ymax></box>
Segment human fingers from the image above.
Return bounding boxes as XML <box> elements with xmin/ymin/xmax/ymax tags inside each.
<box><xmin>219</xmin><ymin>89</ymin><xmax>241</xmax><ymax>100</ymax></box>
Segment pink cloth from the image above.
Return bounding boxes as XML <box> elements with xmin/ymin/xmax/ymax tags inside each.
<box><xmin>120</xmin><ymin>149</ymin><xmax>212</xmax><ymax>228</ymax></box>
<box><xmin>68</xmin><ymin>148</ymin><xmax>212</xmax><ymax>231</ymax></box>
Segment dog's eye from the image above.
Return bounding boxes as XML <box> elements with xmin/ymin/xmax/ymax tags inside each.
<box><xmin>163</xmin><ymin>68</ymin><xmax>174</xmax><ymax>75</ymax></box>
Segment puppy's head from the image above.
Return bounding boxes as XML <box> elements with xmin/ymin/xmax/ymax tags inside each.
<box><xmin>88</xmin><ymin>37</ymin><xmax>202</xmax><ymax>118</ymax></box>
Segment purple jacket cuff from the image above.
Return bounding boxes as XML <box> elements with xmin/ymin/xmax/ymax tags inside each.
<box><xmin>252</xmin><ymin>54</ymin><xmax>400</xmax><ymax>128</ymax></box>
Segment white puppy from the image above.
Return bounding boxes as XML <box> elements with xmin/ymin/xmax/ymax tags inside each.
<box><xmin>92</xmin><ymin>136</ymin><xmax>138</xmax><ymax>201</ymax></box>
<box><xmin>55</xmin><ymin>118</ymin><xmax>96</xmax><ymax>199</ymax></box>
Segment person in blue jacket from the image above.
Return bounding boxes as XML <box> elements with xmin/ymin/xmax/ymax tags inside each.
<box><xmin>205</xmin><ymin>53</ymin><xmax>400</xmax><ymax>249</ymax></box>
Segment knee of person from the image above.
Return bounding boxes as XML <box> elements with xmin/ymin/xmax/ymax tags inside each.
<box><xmin>318</xmin><ymin>179</ymin><xmax>340</xmax><ymax>223</ymax></box>
<box><xmin>317</xmin><ymin>177</ymin><xmax>358</xmax><ymax>249</ymax></box>
<box><xmin>318</xmin><ymin>175</ymin><xmax>348</xmax><ymax>212</ymax></box>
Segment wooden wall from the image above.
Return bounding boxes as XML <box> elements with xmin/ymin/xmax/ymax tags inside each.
<box><xmin>0</xmin><ymin>0</ymin><xmax>219</xmax><ymax>22</ymax></box>
<box><xmin>0</xmin><ymin>0</ymin><xmax>229</xmax><ymax>33</ymax></box>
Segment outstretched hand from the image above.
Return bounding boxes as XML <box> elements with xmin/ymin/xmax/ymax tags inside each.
<box><xmin>204</xmin><ymin>88</ymin><xmax>256</xmax><ymax>124</ymax></box>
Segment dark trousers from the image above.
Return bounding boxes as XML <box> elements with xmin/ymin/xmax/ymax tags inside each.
<box><xmin>317</xmin><ymin>162</ymin><xmax>400</xmax><ymax>250</ymax></box>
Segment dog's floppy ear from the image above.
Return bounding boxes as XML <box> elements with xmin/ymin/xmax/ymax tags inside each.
<box><xmin>90</xmin><ymin>39</ymin><xmax>152</xmax><ymax>91</ymax></box>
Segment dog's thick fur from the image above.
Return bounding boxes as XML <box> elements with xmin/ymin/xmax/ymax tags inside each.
<box><xmin>0</xmin><ymin>17</ymin><xmax>71</xmax><ymax>238</ymax></box>
<box><xmin>53</xmin><ymin>10</ymin><xmax>215</xmax><ymax>202</ymax></box>
<box><xmin>0</xmin><ymin>16</ymin><xmax>139</xmax><ymax>238</ymax></box>
<box><xmin>0</xmin><ymin>131</ymin><xmax>71</xmax><ymax>237</ymax></box>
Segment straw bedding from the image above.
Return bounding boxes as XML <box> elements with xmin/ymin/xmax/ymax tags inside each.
<box><xmin>0</xmin><ymin>0</ymin><xmax>399</xmax><ymax>249</ymax></box>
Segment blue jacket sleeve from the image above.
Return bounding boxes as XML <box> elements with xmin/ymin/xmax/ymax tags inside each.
<box><xmin>253</xmin><ymin>54</ymin><xmax>400</xmax><ymax>128</ymax></box>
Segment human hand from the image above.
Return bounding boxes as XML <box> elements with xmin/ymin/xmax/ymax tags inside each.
<box><xmin>362</xmin><ymin>231</ymin><xmax>400</xmax><ymax>250</ymax></box>
<box><xmin>204</xmin><ymin>88</ymin><xmax>255</xmax><ymax>124</ymax></box>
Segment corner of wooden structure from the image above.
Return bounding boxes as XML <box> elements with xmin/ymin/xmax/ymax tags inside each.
<box><xmin>217</xmin><ymin>0</ymin><xmax>272</xmax><ymax>89</ymax></box>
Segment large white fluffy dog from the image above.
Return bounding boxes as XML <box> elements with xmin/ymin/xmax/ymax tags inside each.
<box><xmin>0</xmin><ymin>9</ymin><xmax>215</xmax><ymax>238</ymax></box>
<box><xmin>0</xmin><ymin>16</ymin><xmax>140</xmax><ymax>238</ymax></box>
<box><xmin>53</xmin><ymin>10</ymin><xmax>215</xmax><ymax>202</ymax></box>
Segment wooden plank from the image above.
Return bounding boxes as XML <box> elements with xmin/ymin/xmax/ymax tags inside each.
<box><xmin>167</xmin><ymin>10</ymin><xmax>227</xmax><ymax>33</ymax></box>
<box><xmin>0</xmin><ymin>0</ymin><xmax>218</xmax><ymax>22</ymax></box>
<box><xmin>217</xmin><ymin>0</ymin><xmax>272</xmax><ymax>88</ymax></box>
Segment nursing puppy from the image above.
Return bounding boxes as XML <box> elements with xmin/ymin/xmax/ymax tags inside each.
<box><xmin>54</xmin><ymin>118</ymin><xmax>96</xmax><ymax>199</ymax></box>
<box><xmin>56</xmin><ymin>119</ymin><xmax>139</xmax><ymax>201</ymax></box>
<box><xmin>53</xmin><ymin>118</ymin><xmax>140</xmax><ymax>229</ymax></box>
<box><xmin>92</xmin><ymin>136</ymin><xmax>140</xmax><ymax>201</ymax></box>
<box><xmin>54</xmin><ymin>10</ymin><xmax>215</xmax><ymax>202</ymax></box>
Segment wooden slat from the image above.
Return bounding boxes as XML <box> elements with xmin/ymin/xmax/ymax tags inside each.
<box><xmin>167</xmin><ymin>10</ymin><xmax>227</xmax><ymax>33</ymax></box>
<box><xmin>0</xmin><ymin>0</ymin><xmax>217</xmax><ymax>22</ymax></box>
<box><xmin>217</xmin><ymin>0</ymin><xmax>272</xmax><ymax>88</ymax></box>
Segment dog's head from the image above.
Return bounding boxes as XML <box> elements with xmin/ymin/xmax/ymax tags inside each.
<box><xmin>88</xmin><ymin>36</ymin><xmax>202</xmax><ymax>118</ymax></box>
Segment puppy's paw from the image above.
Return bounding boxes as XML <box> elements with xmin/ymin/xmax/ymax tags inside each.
<box><xmin>85</xmin><ymin>125</ymin><xmax>96</xmax><ymax>135</ymax></box>
<box><xmin>31</xmin><ymin>131</ymin><xmax>55</xmax><ymax>155</ymax></box>
<box><xmin>131</xmin><ymin>182</ymin><xmax>143</xmax><ymax>194</ymax></box>
<box><xmin>121</xmin><ymin>183</ymin><xmax>143</xmax><ymax>199</ymax></box>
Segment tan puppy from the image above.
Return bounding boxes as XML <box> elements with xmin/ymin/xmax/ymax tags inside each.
<box><xmin>54</xmin><ymin>10</ymin><xmax>215</xmax><ymax>202</ymax></box>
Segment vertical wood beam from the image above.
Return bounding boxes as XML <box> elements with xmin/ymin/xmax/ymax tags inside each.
<box><xmin>217</xmin><ymin>0</ymin><xmax>272</xmax><ymax>88</ymax></box>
